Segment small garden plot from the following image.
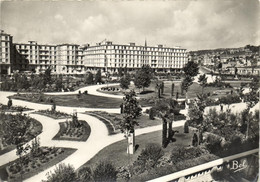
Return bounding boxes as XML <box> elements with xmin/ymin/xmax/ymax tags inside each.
<box><xmin>0</xmin><ymin>113</ymin><xmax>42</xmax><ymax>155</ymax></box>
<box><xmin>86</xmin><ymin>111</ymin><xmax>163</xmax><ymax>134</ymax></box>
<box><xmin>0</xmin><ymin>104</ymin><xmax>32</xmax><ymax>112</ymax></box>
<box><xmin>0</xmin><ymin>147</ymin><xmax>76</xmax><ymax>181</ymax></box>
<box><xmin>53</xmin><ymin>120</ymin><xmax>91</xmax><ymax>141</ymax></box>
<box><xmin>35</xmin><ymin>109</ymin><xmax>71</xmax><ymax>119</ymax></box>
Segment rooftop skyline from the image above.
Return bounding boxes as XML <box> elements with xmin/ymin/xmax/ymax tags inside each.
<box><xmin>1</xmin><ymin>0</ymin><xmax>259</xmax><ymax>51</ymax></box>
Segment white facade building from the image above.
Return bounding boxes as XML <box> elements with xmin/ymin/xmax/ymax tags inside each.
<box><xmin>83</xmin><ymin>41</ymin><xmax>188</xmax><ymax>73</ymax></box>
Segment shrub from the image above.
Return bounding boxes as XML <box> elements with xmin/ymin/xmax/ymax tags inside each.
<box><xmin>44</xmin><ymin>163</ymin><xmax>76</xmax><ymax>182</ymax></box>
<box><xmin>132</xmin><ymin>143</ymin><xmax>164</xmax><ymax>174</ymax></box>
<box><xmin>184</xmin><ymin>121</ymin><xmax>189</xmax><ymax>133</ymax></box>
<box><xmin>205</xmin><ymin>133</ymin><xmax>223</xmax><ymax>155</ymax></box>
<box><xmin>149</xmin><ymin>108</ymin><xmax>155</xmax><ymax>120</ymax></box>
<box><xmin>92</xmin><ymin>161</ymin><xmax>117</xmax><ymax>182</ymax></box>
<box><xmin>77</xmin><ymin>166</ymin><xmax>93</xmax><ymax>182</ymax></box>
<box><xmin>170</xmin><ymin>146</ymin><xmax>208</xmax><ymax>165</ymax></box>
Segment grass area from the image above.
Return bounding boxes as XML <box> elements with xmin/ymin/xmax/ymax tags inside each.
<box><xmin>34</xmin><ymin>109</ymin><xmax>71</xmax><ymax>119</ymax></box>
<box><xmin>81</xmin><ymin>126</ymin><xmax>193</xmax><ymax>169</ymax></box>
<box><xmin>86</xmin><ymin>111</ymin><xmax>162</xmax><ymax>135</ymax></box>
<box><xmin>53</xmin><ymin>120</ymin><xmax>91</xmax><ymax>141</ymax></box>
<box><xmin>0</xmin><ymin>147</ymin><xmax>77</xmax><ymax>181</ymax></box>
<box><xmin>98</xmin><ymin>81</ymin><xmax>234</xmax><ymax>100</ymax></box>
<box><xmin>10</xmin><ymin>93</ymin><xmax>123</xmax><ymax>108</ymax></box>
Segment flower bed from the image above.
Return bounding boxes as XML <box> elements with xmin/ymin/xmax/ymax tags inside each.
<box><xmin>86</xmin><ymin>111</ymin><xmax>162</xmax><ymax>135</ymax></box>
<box><xmin>0</xmin><ymin>113</ymin><xmax>43</xmax><ymax>155</ymax></box>
<box><xmin>0</xmin><ymin>104</ymin><xmax>32</xmax><ymax>112</ymax></box>
<box><xmin>35</xmin><ymin>109</ymin><xmax>71</xmax><ymax>119</ymax></box>
<box><xmin>2</xmin><ymin>147</ymin><xmax>76</xmax><ymax>181</ymax></box>
<box><xmin>53</xmin><ymin>120</ymin><xmax>91</xmax><ymax>141</ymax></box>
<box><xmin>100</xmin><ymin>86</ymin><xmax>120</xmax><ymax>92</ymax></box>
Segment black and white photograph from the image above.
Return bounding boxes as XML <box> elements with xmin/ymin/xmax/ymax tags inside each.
<box><xmin>0</xmin><ymin>0</ymin><xmax>259</xmax><ymax>181</ymax></box>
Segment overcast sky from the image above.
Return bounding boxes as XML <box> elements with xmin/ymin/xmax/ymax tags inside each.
<box><xmin>1</xmin><ymin>0</ymin><xmax>259</xmax><ymax>51</ymax></box>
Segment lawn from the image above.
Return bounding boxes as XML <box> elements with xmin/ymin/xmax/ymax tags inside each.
<box><xmin>98</xmin><ymin>81</ymin><xmax>234</xmax><ymax>100</ymax></box>
<box><xmin>81</xmin><ymin>126</ymin><xmax>193</xmax><ymax>169</ymax></box>
<box><xmin>10</xmin><ymin>93</ymin><xmax>124</xmax><ymax>108</ymax></box>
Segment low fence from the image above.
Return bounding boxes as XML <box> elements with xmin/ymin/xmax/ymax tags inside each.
<box><xmin>148</xmin><ymin>148</ymin><xmax>258</xmax><ymax>182</ymax></box>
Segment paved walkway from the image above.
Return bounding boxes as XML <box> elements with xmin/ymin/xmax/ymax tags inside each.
<box><xmin>46</xmin><ymin>83</ymin><xmax>125</xmax><ymax>99</ymax></box>
<box><xmin>0</xmin><ymin>83</ymin><xmax>259</xmax><ymax>181</ymax></box>
<box><xmin>0</xmin><ymin>91</ymin><xmax>161</xmax><ymax>181</ymax></box>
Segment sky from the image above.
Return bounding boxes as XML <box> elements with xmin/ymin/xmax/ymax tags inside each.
<box><xmin>1</xmin><ymin>0</ymin><xmax>259</xmax><ymax>51</ymax></box>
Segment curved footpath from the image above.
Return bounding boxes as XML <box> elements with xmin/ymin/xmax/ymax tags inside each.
<box><xmin>0</xmin><ymin>82</ymin><xmax>259</xmax><ymax>182</ymax></box>
<box><xmin>0</xmin><ymin>90</ymin><xmax>172</xmax><ymax>182</ymax></box>
<box><xmin>45</xmin><ymin>83</ymin><xmax>125</xmax><ymax>99</ymax></box>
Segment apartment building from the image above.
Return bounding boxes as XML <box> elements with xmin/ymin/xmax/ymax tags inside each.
<box><xmin>56</xmin><ymin>44</ymin><xmax>84</xmax><ymax>74</ymax></box>
<box><xmin>83</xmin><ymin>41</ymin><xmax>187</xmax><ymax>73</ymax></box>
<box><xmin>0</xmin><ymin>30</ymin><xmax>13</xmax><ymax>74</ymax></box>
<box><xmin>1</xmin><ymin>30</ymin><xmax>188</xmax><ymax>75</ymax></box>
<box><xmin>13</xmin><ymin>42</ymin><xmax>85</xmax><ymax>74</ymax></box>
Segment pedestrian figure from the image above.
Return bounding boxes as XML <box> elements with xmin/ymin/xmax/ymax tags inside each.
<box><xmin>7</xmin><ymin>98</ymin><xmax>12</xmax><ymax>109</ymax></box>
<box><xmin>220</xmin><ymin>104</ymin><xmax>223</xmax><ymax>111</ymax></box>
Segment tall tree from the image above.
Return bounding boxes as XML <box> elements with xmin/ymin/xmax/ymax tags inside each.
<box><xmin>85</xmin><ymin>72</ymin><xmax>94</xmax><ymax>84</ymax></box>
<box><xmin>198</xmin><ymin>74</ymin><xmax>207</xmax><ymax>94</ymax></box>
<box><xmin>120</xmin><ymin>90</ymin><xmax>142</xmax><ymax>154</ymax></box>
<box><xmin>44</xmin><ymin>66</ymin><xmax>52</xmax><ymax>85</ymax></box>
<box><xmin>183</xmin><ymin>61</ymin><xmax>199</xmax><ymax>78</ymax></box>
<box><xmin>134</xmin><ymin>65</ymin><xmax>152</xmax><ymax>92</ymax></box>
<box><xmin>182</xmin><ymin>61</ymin><xmax>199</xmax><ymax>98</ymax></box>
<box><xmin>120</xmin><ymin>74</ymin><xmax>131</xmax><ymax>90</ymax></box>
<box><xmin>95</xmin><ymin>70</ymin><xmax>102</xmax><ymax>83</ymax></box>
<box><xmin>153</xmin><ymin>99</ymin><xmax>177</xmax><ymax>148</ymax></box>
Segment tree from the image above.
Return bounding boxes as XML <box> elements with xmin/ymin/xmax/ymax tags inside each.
<box><xmin>171</xmin><ymin>83</ymin><xmax>175</xmax><ymax>97</ymax></box>
<box><xmin>198</xmin><ymin>74</ymin><xmax>207</xmax><ymax>94</ymax></box>
<box><xmin>44</xmin><ymin>66</ymin><xmax>52</xmax><ymax>85</ymax></box>
<box><xmin>118</xmin><ymin>67</ymin><xmax>123</xmax><ymax>77</ymax></box>
<box><xmin>182</xmin><ymin>61</ymin><xmax>199</xmax><ymax>97</ymax></box>
<box><xmin>120</xmin><ymin>90</ymin><xmax>142</xmax><ymax>154</ymax></box>
<box><xmin>153</xmin><ymin>99</ymin><xmax>177</xmax><ymax>148</ymax></box>
<box><xmin>183</xmin><ymin>61</ymin><xmax>199</xmax><ymax>78</ymax></box>
<box><xmin>85</xmin><ymin>72</ymin><xmax>94</xmax><ymax>84</ymax></box>
<box><xmin>249</xmin><ymin>55</ymin><xmax>257</xmax><ymax>74</ymax></box>
<box><xmin>155</xmin><ymin>80</ymin><xmax>163</xmax><ymax>98</ymax></box>
<box><xmin>181</xmin><ymin>75</ymin><xmax>193</xmax><ymax>95</ymax></box>
<box><xmin>134</xmin><ymin>65</ymin><xmax>152</xmax><ymax>92</ymax></box>
<box><xmin>44</xmin><ymin>163</ymin><xmax>77</xmax><ymax>182</ymax></box>
<box><xmin>95</xmin><ymin>70</ymin><xmax>102</xmax><ymax>83</ymax></box>
<box><xmin>2</xmin><ymin>113</ymin><xmax>33</xmax><ymax>179</ymax></box>
<box><xmin>7</xmin><ymin>98</ymin><xmax>12</xmax><ymax>109</ymax></box>
<box><xmin>120</xmin><ymin>74</ymin><xmax>131</xmax><ymax>90</ymax></box>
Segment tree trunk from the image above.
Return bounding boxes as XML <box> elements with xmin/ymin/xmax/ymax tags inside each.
<box><xmin>168</xmin><ymin>121</ymin><xmax>173</xmax><ymax>142</ymax></box>
<box><xmin>171</xmin><ymin>83</ymin><xmax>174</xmax><ymax>97</ymax></box>
<box><xmin>162</xmin><ymin>119</ymin><xmax>167</xmax><ymax>148</ymax></box>
<box><xmin>127</xmin><ymin>130</ymin><xmax>135</xmax><ymax>154</ymax></box>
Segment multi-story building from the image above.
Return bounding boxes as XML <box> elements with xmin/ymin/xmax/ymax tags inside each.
<box><xmin>83</xmin><ymin>41</ymin><xmax>187</xmax><ymax>73</ymax></box>
<box><xmin>56</xmin><ymin>44</ymin><xmax>85</xmax><ymax>74</ymax></box>
<box><xmin>0</xmin><ymin>30</ymin><xmax>14</xmax><ymax>74</ymax></box>
<box><xmin>1</xmin><ymin>30</ymin><xmax>188</xmax><ymax>75</ymax></box>
<box><xmin>12</xmin><ymin>42</ymin><xmax>85</xmax><ymax>75</ymax></box>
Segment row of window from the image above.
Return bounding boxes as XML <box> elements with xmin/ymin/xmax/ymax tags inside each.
<box><xmin>88</xmin><ymin>45</ymin><xmax>185</xmax><ymax>52</ymax></box>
